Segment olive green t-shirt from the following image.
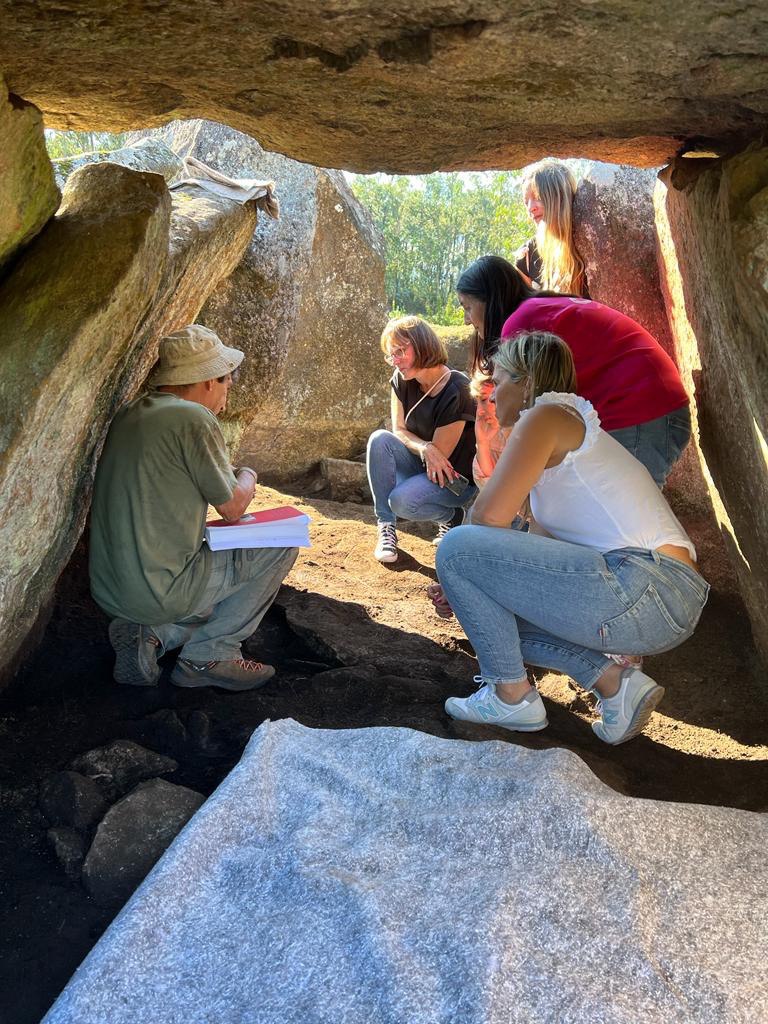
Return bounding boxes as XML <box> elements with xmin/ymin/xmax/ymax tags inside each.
<box><xmin>89</xmin><ymin>391</ymin><xmax>236</xmax><ymax>624</ymax></box>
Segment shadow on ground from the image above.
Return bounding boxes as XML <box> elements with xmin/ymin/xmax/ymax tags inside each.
<box><xmin>2</xmin><ymin>489</ymin><xmax>767</xmax><ymax>1023</ymax></box>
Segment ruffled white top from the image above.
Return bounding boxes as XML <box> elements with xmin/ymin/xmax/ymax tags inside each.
<box><xmin>521</xmin><ymin>393</ymin><xmax>696</xmax><ymax>559</ymax></box>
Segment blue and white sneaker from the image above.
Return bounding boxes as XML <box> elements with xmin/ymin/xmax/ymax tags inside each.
<box><xmin>445</xmin><ymin>677</ymin><xmax>548</xmax><ymax>732</ymax></box>
<box><xmin>592</xmin><ymin>667</ymin><xmax>665</xmax><ymax>745</ymax></box>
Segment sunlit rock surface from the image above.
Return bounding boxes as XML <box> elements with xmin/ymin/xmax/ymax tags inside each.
<box><xmin>3</xmin><ymin>3</ymin><xmax>768</xmax><ymax>171</ymax></box>
<box><xmin>0</xmin><ymin>81</ymin><xmax>59</xmax><ymax>267</ymax></box>
<box><xmin>655</xmin><ymin>146</ymin><xmax>768</xmax><ymax>662</ymax></box>
<box><xmin>136</xmin><ymin>119</ymin><xmax>388</xmax><ymax>475</ymax></box>
<box><xmin>574</xmin><ymin>162</ymin><xmax>674</xmax><ymax>356</ymax></box>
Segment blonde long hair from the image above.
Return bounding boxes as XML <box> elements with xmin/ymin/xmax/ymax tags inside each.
<box><xmin>522</xmin><ymin>159</ymin><xmax>586</xmax><ymax>296</ymax></box>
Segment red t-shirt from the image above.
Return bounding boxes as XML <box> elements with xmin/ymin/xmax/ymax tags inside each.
<box><xmin>501</xmin><ymin>297</ymin><xmax>688</xmax><ymax>431</ymax></box>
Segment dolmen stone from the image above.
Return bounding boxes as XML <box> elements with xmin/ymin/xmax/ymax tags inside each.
<box><xmin>39</xmin><ymin>771</ymin><xmax>109</xmax><ymax>831</ymax></box>
<box><xmin>44</xmin><ymin>720</ymin><xmax>768</xmax><ymax>1024</ymax></box>
<box><xmin>320</xmin><ymin>457</ymin><xmax>371</xmax><ymax>503</ymax></box>
<box><xmin>70</xmin><ymin>740</ymin><xmax>178</xmax><ymax>801</ymax></box>
<box><xmin>47</xmin><ymin>827</ymin><xmax>87</xmax><ymax>881</ymax></box>
<box><xmin>81</xmin><ymin>779</ymin><xmax>204</xmax><ymax>906</ymax></box>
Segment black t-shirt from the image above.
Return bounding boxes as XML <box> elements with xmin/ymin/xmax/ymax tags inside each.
<box><xmin>391</xmin><ymin>369</ymin><xmax>477</xmax><ymax>481</ymax></box>
<box><xmin>515</xmin><ymin>237</ymin><xmax>543</xmax><ymax>286</ymax></box>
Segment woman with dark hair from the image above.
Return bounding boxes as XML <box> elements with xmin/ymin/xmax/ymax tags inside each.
<box><xmin>456</xmin><ymin>255</ymin><xmax>690</xmax><ymax>488</ymax></box>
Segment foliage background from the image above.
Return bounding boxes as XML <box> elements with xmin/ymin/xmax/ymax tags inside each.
<box><xmin>45</xmin><ymin>129</ymin><xmax>128</xmax><ymax>159</ymax></box>
<box><xmin>348</xmin><ymin>172</ymin><xmax>530</xmax><ymax>324</ymax></box>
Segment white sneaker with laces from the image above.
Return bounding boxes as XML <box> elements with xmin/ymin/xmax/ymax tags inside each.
<box><xmin>592</xmin><ymin>667</ymin><xmax>665</xmax><ymax>745</ymax></box>
<box><xmin>445</xmin><ymin>677</ymin><xmax>548</xmax><ymax>732</ymax></box>
<box><xmin>374</xmin><ymin>522</ymin><xmax>398</xmax><ymax>563</ymax></box>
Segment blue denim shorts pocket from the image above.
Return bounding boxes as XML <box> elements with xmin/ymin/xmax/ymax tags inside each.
<box><xmin>599</xmin><ymin>583</ymin><xmax>687</xmax><ymax>654</ymax></box>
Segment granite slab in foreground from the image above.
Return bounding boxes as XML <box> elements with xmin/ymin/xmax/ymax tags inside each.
<box><xmin>44</xmin><ymin>720</ymin><xmax>767</xmax><ymax>1024</ymax></box>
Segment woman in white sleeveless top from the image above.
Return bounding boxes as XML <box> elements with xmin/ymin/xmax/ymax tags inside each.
<box><xmin>434</xmin><ymin>331</ymin><xmax>709</xmax><ymax>744</ymax></box>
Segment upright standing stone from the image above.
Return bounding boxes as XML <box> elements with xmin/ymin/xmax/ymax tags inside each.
<box><xmin>655</xmin><ymin>145</ymin><xmax>768</xmax><ymax>668</ymax></box>
<box><xmin>573</xmin><ymin>161</ymin><xmax>674</xmax><ymax>355</ymax></box>
<box><xmin>134</xmin><ymin>120</ymin><xmax>389</xmax><ymax>476</ymax></box>
<box><xmin>0</xmin><ymin>79</ymin><xmax>59</xmax><ymax>268</ymax></box>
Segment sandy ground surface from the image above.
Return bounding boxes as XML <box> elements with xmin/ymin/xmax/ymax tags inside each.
<box><xmin>1</xmin><ymin>485</ymin><xmax>766</xmax><ymax>1023</ymax></box>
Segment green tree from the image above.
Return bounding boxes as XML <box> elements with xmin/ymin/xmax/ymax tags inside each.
<box><xmin>350</xmin><ymin>171</ymin><xmax>530</xmax><ymax>324</ymax></box>
<box><xmin>45</xmin><ymin>129</ymin><xmax>129</xmax><ymax>159</ymax></box>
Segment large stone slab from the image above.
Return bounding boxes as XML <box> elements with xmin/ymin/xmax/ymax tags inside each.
<box><xmin>0</xmin><ymin>79</ymin><xmax>59</xmax><ymax>268</ymax></box>
<box><xmin>572</xmin><ymin>161</ymin><xmax>731</xmax><ymax>588</ymax></box>
<box><xmin>655</xmin><ymin>145</ymin><xmax>768</xmax><ymax>666</ymax></box>
<box><xmin>3</xmin><ymin>5</ymin><xmax>768</xmax><ymax>171</ymax></box>
<box><xmin>573</xmin><ymin>162</ymin><xmax>674</xmax><ymax>356</ymax></box>
<box><xmin>81</xmin><ymin>778</ymin><xmax>204</xmax><ymax>906</ymax></box>
<box><xmin>137</xmin><ymin>119</ymin><xmax>388</xmax><ymax>475</ymax></box>
<box><xmin>0</xmin><ymin>159</ymin><xmax>260</xmax><ymax>684</ymax></box>
<box><xmin>43</xmin><ymin>720</ymin><xmax>768</xmax><ymax>1023</ymax></box>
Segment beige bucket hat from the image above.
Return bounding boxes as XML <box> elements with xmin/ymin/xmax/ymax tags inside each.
<box><xmin>149</xmin><ymin>325</ymin><xmax>245</xmax><ymax>386</ymax></box>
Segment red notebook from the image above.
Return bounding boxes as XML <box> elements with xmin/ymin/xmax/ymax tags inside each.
<box><xmin>205</xmin><ymin>506</ymin><xmax>311</xmax><ymax>550</ymax></box>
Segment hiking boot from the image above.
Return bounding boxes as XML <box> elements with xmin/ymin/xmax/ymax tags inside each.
<box><xmin>374</xmin><ymin>522</ymin><xmax>398</xmax><ymax>563</ymax></box>
<box><xmin>592</xmin><ymin>667</ymin><xmax>665</xmax><ymax>745</ymax></box>
<box><xmin>445</xmin><ymin>677</ymin><xmax>548</xmax><ymax>732</ymax></box>
<box><xmin>432</xmin><ymin>506</ymin><xmax>466</xmax><ymax>545</ymax></box>
<box><xmin>108</xmin><ymin>619</ymin><xmax>162</xmax><ymax>687</ymax></box>
<box><xmin>170</xmin><ymin>657</ymin><xmax>276</xmax><ymax>692</ymax></box>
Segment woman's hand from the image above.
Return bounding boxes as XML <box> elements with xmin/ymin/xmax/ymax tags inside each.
<box><xmin>423</xmin><ymin>443</ymin><xmax>456</xmax><ymax>488</ymax></box>
<box><xmin>427</xmin><ymin>583</ymin><xmax>454</xmax><ymax>619</ymax></box>
<box><xmin>475</xmin><ymin>390</ymin><xmax>500</xmax><ymax>447</ymax></box>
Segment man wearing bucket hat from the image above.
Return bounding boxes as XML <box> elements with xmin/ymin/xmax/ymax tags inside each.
<box><xmin>89</xmin><ymin>324</ymin><xmax>298</xmax><ymax>691</ymax></box>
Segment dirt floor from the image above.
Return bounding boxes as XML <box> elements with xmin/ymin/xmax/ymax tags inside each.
<box><xmin>1</xmin><ymin>486</ymin><xmax>767</xmax><ymax>1024</ymax></box>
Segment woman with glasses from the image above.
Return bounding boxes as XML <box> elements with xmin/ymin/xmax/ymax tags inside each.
<box><xmin>366</xmin><ymin>316</ymin><xmax>477</xmax><ymax>563</ymax></box>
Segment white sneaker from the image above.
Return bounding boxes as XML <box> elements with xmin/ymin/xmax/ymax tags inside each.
<box><xmin>445</xmin><ymin>677</ymin><xmax>548</xmax><ymax>732</ymax></box>
<box><xmin>592</xmin><ymin>667</ymin><xmax>665</xmax><ymax>745</ymax></box>
<box><xmin>374</xmin><ymin>522</ymin><xmax>398</xmax><ymax>563</ymax></box>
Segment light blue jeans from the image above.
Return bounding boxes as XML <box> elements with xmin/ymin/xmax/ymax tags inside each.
<box><xmin>608</xmin><ymin>404</ymin><xmax>691</xmax><ymax>487</ymax></box>
<box><xmin>436</xmin><ymin>527</ymin><xmax>709</xmax><ymax>688</ymax></box>
<box><xmin>153</xmin><ymin>546</ymin><xmax>298</xmax><ymax>662</ymax></box>
<box><xmin>366</xmin><ymin>429</ymin><xmax>477</xmax><ymax>525</ymax></box>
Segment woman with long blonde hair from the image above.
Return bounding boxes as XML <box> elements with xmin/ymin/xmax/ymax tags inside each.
<box><xmin>516</xmin><ymin>159</ymin><xmax>587</xmax><ymax>297</ymax></box>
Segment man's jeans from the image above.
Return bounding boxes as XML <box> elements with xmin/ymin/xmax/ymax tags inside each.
<box><xmin>366</xmin><ymin>429</ymin><xmax>477</xmax><ymax>525</ymax></box>
<box><xmin>153</xmin><ymin>546</ymin><xmax>298</xmax><ymax>662</ymax></box>
<box><xmin>436</xmin><ymin>527</ymin><xmax>709</xmax><ymax>687</ymax></box>
<box><xmin>608</xmin><ymin>405</ymin><xmax>691</xmax><ymax>487</ymax></box>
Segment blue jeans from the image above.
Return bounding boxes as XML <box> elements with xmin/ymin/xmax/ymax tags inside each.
<box><xmin>436</xmin><ymin>527</ymin><xmax>709</xmax><ymax>687</ymax></box>
<box><xmin>608</xmin><ymin>404</ymin><xmax>691</xmax><ymax>487</ymax></box>
<box><xmin>366</xmin><ymin>429</ymin><xmax>477</xmax><ymax>525</ymax></box>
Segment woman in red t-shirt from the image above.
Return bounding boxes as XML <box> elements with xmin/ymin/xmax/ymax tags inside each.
<box><xmin>456</xmin><ymin>255</ymin><xmax>690</xmax><ymax>486</ymax></box>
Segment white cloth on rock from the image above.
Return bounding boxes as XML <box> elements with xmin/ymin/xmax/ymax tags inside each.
<box><xmin>44</xmin><ymin>720</ymin><xmax>767</xmax><ymax>1024</ymax></box>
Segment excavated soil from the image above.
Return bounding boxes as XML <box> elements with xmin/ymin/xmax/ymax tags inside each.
<box><xmin>1</xmin><ymin>486</ymin><xmax>767</xmax><ymax>1024</ymax></box>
